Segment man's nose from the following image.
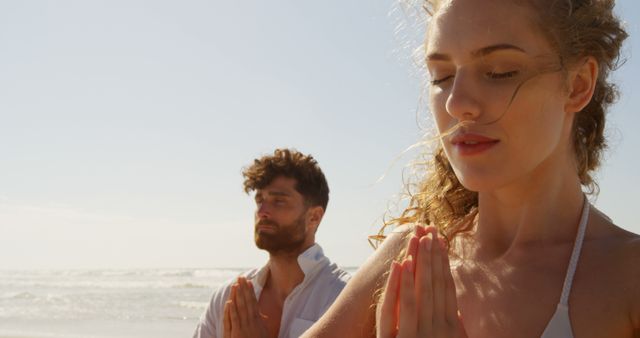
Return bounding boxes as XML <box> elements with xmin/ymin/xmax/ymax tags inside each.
<box><xmin>256</xmin><ymin>203</ymin><xmax>270</xmax><ymax>219</ymax></box>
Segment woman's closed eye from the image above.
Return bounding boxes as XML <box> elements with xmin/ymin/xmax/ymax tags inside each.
<box><xmin>486</xmin><ymin>70</ymin><xmax>519</xmax><ymax>79</ymax></box>
<box><xmin>430</xmin><ymin>75</ymin><xmax>454</xmax><ymax>85</ymax></box>
<box><xmin>429</xmin><ymin>69</ymin><xmax>519</xmax><ymax>86</ymax></box>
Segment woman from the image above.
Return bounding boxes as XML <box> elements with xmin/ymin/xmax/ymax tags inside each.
<box><xmin>302</xmin><ymin>0</ymin><xmax>639</xmax><ymax>337</ymax></box>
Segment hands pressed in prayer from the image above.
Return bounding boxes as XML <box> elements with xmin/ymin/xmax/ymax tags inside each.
<box><xmin>223</xmin><ymin>277</ymin><xmax>269</xmax><ymax>338</ymax></box>
<box><xmin>377</xmin><ymin>226</ymin><xmax>468</xmax><ymax>338</ymax></box>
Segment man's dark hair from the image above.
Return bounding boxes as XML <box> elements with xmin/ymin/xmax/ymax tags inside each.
<box><xmin>242</xmin><ymin>148</ymin><xmax>329</xmax><ymax>210</ymax></box>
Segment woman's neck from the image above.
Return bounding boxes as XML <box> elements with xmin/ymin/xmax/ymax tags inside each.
<box><xmin>473</xmin><ymin>157</ymin><xmax>585</xmax><ymax>261</ymax></box>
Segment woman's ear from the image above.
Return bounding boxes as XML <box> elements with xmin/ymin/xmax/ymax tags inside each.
<box><xmin>565</xmin><ymin>57</ymin><xmax>599</xmax><ymax>114</ymax></box>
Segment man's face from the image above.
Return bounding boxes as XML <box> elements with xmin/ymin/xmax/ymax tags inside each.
<box><xmin>253</xmin><ymin>176</ymin><xmax>311</xmax><ymax>254</ymax></box>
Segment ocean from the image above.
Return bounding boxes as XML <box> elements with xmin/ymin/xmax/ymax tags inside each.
<box><xmin>0</xmin><ymin>267</ymin><xmax>356</xmax><ymax>338</ymax></box>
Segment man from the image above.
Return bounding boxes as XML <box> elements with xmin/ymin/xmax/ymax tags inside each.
<box><xmin>193</xmin><ymin>148</ymin><xmax>350</xmax><ymax>338</ymax></box>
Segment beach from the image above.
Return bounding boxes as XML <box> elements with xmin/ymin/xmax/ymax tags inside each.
<box><xmin>0</xmin><ymin>268</ymin><xmax>245</xmax><ymax>338</ymax></box>
<box><xmin>0</xmin><ymin>267</ymin><xmax>357</xmax><ymax>338</ymax></box>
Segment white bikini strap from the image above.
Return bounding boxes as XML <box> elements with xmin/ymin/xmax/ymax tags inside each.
<box><xmin>559</xmin><ymin>196</ymin><xmax>590</xmax><ymax>306</ymax></box>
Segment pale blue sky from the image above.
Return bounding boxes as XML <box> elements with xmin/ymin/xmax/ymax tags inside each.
<box><xmin>1</xmin><ymin>0</ymin><xmax>638</xmax><ymax>269</ymax></box>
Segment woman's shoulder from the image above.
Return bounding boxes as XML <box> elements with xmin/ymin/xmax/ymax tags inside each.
<box><xmin>605</xmin><ymin>227</ymin><xmax>640</xmax><ymax>278</ymax></box>
<box><xmin>582</xmin><ymin>211</ymin><xmax>640</xmax><ymax>329</ymax></box>
<box><xmin>606</xmin><ymin>227</ymin><xmax>640</xmax><ymax>329</ymax></box>
<box><xmin>588</xmin><ymin>209</ymin><xmax>640</xmax><ymax>266</ymax></box>
<box><xmin>609</xmin><ymin>227</ymin><xmax>640</xmax><ymax>276</ymax></box>
<box><xmin>589</xmin><ymin>212</ymin><xmax>640</xmax><ymax>296</ymax></box>
<box><xmin>591</xmin><ymin>209</ymin><xmax>640</xmax><ymax>259</ymax></box>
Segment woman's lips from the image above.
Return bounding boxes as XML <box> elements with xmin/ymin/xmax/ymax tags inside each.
<box><xmin>450</xmin><ymin>133</ymin><xmax>500</xmax><ymax>156</ymax></box>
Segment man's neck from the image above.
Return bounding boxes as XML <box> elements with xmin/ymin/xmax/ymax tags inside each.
<box><xmin>263</xmin><ymin>243</ymin><xmax>314</xmax><ymax>301</ymax></box>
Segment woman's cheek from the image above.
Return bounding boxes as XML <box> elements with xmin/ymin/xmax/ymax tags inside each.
<box><xmin>429</xmin><ymin>90</ymin><xmax>452</xmax><ymax>132</ymax></box>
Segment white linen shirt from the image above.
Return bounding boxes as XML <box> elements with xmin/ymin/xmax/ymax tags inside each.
<box><xmin>193</xmin><ymin>244</ymin><xmax>350</xmax><ymax>338</ymax></box>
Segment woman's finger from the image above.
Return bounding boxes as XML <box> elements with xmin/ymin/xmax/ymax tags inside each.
<box><xmin>405</xmin><ymin>235</ymin><xmax>419</xmax><ymax>259</ymax></box>
<box><xmin>442</xmin><ymin>238</ymin><xmax>460</xmax><ymax>328</ymax></box>
<box><xmin>416</xmin><ymin>234</ymin><xmax>433</xmax><ymax>335</ymax></box>
<box><xmin>404</xmin><ymin>235</ymin><xmax>420</xmax><ymax>278</ymax></box>
<box><xmin>431</xmin><ymin>232</ymin><xmax>446</xmax><ymax>331</ymax></box>
<box><xmin>457</xmin><ymin>311</ymin><xmax>469</xmax><ymax>338</ymax></box>
<box><xmin>397</xmin><ymin>257</ymin><xmax>418</xmax><ymax>337</ymax></box>
<box><xmin>424</xmin><ymin>225</ymin><xmax>438</xmax><ymax>238</ymax></box>
<box><xmin>377</xmin><ymin>261</ymin><xmax>402</xmax><ymax>338</ymax></box>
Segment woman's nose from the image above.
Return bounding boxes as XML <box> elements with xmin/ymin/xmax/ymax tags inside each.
<box><xmin>445</xmin><ymin>72</ymin><xmax>482</xmax><ymax>122</ymax></box>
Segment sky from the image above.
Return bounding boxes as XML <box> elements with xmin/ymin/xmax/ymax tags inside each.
<box><xmin>1</xmin><ymin>0</ymin><xmax>638</xmax><ymax>270</ymax></box>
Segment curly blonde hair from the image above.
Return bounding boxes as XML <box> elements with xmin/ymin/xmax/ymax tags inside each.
<box><xmin>373</xmin><ymin>0</ymin><xmax>628</xmax><ymax>246</ymax></box>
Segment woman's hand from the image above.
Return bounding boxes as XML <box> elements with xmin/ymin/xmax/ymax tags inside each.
<box><xmin>377</xmin><ymin>227</ymin><xmax>467</xmax><ymax>338</ymax></box>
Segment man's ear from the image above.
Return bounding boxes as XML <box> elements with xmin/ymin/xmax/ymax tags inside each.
<box><xmin>565</xmin><ymin>57</ymin><xmax>599</xmax><ymax>114</ymax></box>
<box><xmin>307</xmin><ymin>206</ymin><xmax>324</xmax><ymax>231</ymax></box>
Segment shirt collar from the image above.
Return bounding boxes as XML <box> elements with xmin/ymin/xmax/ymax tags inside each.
<box><xmin>249</xmin><ymin>243</ymin><xmax>327</xmax><ymax>298</ymax></box>
<box><xmin>297</xmin><ymin>243</ymin><xmax>327</xmax><ymax>278</ymax></box>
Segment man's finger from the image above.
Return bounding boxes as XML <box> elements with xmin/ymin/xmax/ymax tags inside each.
<box><xmin>241</xmin><ymin>278</ymin><xmax>259</xmax><ymax>320</ymax></box>
<box><xmin>377</xmin><ymin>261</ymin><xmax>401</xmax><ymax>338</ymax></box>
<box><xmin>230</xmin><ymin>283</ymin><xmax>238</xmax><ymax>304</ymax></box>
<box><xmin>236</xmin><ymin>278</ymin><xmax>252</xmax><ymax>327</ymax></box>
<box><xmin>228</xmin><ymin>300</ymin><xmax>241</xmax><ymax>333</ymax></box>
<box><xmin>223</xmin><ymin>301</ymin><xmax>232</xmax><ymax>338</ymax></box>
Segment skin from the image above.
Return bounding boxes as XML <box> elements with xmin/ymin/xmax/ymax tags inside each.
<box><xmin>223</xmin><ymin>176</ymin><xmax>324</xmax><ymax>338</ymax></box>
<box><xmin>302</xmin><ymin>0</ymin><xmax>640</xmax><ymax>337</ymax></box>
<box><xmin>377</xmin><ymin>227</ymin><xmax>468</xmax><ymax>338</ymax></box>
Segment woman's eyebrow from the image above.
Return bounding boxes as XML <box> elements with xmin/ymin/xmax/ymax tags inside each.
<box><xmin>426</xmin><ymin>43</ymin><xmax>527</xmax><ymax>61</ymax></box>
<box><xmin>472</xmin><ymin>44</ymin><xmax>527</xmax><ymax>57</ymax></box>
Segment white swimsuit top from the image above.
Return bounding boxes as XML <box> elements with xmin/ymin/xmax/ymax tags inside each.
<box><xmin>540</xmin><ymin>198</ymin><xmax>590</xmax><ymax>338</ymax></box>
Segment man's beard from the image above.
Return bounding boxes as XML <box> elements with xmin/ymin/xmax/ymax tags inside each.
<box><xmin>254</xmin><ymin>214</ymin><xmax>307</xmax><ymax>255</ymax></box>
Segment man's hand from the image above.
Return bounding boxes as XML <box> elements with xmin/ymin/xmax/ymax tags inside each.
<box><xmin>223</xmin><ymin>277</ymin><xmax>269</xmax><ymax>338</ymax></box>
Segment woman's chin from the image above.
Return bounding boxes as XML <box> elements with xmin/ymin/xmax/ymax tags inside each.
<box><xmin>454</xmin><ymin>170</ymin><xmax>504</xmax><ymax>193</ymax></box>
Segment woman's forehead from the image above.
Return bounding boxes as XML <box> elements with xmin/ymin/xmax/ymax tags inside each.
<box><xmin>426</xmin><ymin>0</ymin><xmax>550</xmax><ymax>57</ymax></box>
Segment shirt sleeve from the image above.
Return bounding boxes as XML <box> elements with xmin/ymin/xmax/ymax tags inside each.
<box><xmin>193</xmin><ymin>284</ymin><xmax>231</xmax><ymax>338</ymax></box>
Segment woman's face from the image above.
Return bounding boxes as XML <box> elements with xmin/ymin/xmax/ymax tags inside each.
<box><xmin>426</xmin><ymin>0</ymin><xmax>575</xmax><ymax>192</ymax></box>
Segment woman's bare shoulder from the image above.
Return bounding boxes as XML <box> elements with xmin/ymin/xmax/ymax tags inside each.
<box><xmin>610</xmin><ymin>225</ymin><xmax>640</xmax><ymax>279</ymax></box>
<box><xmin>591</xmin><ymin>214</ymin><xmax>640</xmax><ymax>329</ymax></box>
<box><xmin>612</xmin><ymin>229</ymin><xmax>640</xmax><ymax>330</ymax></box>
<box><xmin>590</xmin><ymin>211</ymin><xmax>640</xmax><ymax>270</ymax></box>
<box><xmin>301</xmin><ymin>226</ymin><xmax>414</xmax><ymax>338</ymax></box>
<box><xmin>593</xmin><ymin>212</ymin><xmax>640</xmax><ymax>263</ymax></box>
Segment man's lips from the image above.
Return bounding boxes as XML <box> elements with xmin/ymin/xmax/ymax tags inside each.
<box><xmin>256</xmin><ymin>222</ymin><xmax>277</xmax><ymax>232</ymax></box>
<box><xmin>450</xmin><ymin>133</ymin><xmax>500</xmax><ymax>156</ymax></box>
